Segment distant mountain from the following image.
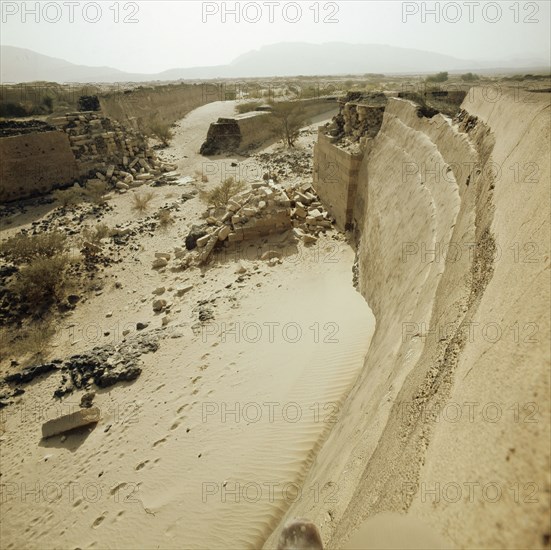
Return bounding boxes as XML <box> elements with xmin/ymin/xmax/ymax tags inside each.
<box><xmin>1</xmin><ymin>43</ymin><xmax>547</xmax><ymax>84</ymax></box>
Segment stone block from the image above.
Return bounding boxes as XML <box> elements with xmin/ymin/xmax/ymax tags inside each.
<box><xmin>42</xmin><ymin>407</ymin><xmax>100</xmax><ymax>439</ymax></box>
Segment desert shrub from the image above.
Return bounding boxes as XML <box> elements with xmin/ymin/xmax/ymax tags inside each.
<box><xmin>85</xmin><ymin>179</ymin><xmax>109</xmax><ymax>205</ymax></box>
<box><xmin>147</xmin><ymin>119</ymin><xmax>173</xmax><ymax>146</ymax></box>
<box><xmin>0</xmin><ymin>321</ymin><xmax>56</xmax><ymax>365</ymax></box>
<box><xmin>132</xmin><ymin>190</ymin><xmax>155</xmax><ymax>212</ymax></box>
<box><xmin>202</xmin><ymin>177</ymin><xmax>246</xmax><ymax>209</ymax></box>
<box><xmin>52</xmin><ymin>185</ymin><xmax>85</xmax><ymax>207</ymax></box>
<box><xmin>235</xmin><ymin>101</ymin><xmax>263</xmax><ymax>114</ymax></box>
<box><xmin>268</xmin><ymin>101</ymin><xmax>310</xmax><ymax>147</ymax></box>
<box><xmin>82</xmin><ymin>223</ymin><xmax>112</xmax><ymax>244</ymax></box>
<box><xmin>10</xmin><ymin>255</ymin><xmax>69</xmax><ymax>305</ymax></box>
<box><xmin>0</xmin><ymin>231</ymin><xmax>67</xmax><ymax>263</ymax></box>
<box><xmin>157</xmin><ymin>209</ymin><xmax>174</xmax><ymax>228</ymax></box>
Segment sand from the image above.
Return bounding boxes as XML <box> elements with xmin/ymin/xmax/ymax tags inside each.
<box><xmin>0</xmin><ymin>101</ymin><xmax>374</xmax><ymax>549</ymax></box>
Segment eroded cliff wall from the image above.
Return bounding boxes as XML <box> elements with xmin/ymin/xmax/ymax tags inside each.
<box><xmin>266</xmin><ymin>88</ymin><xmax>550</xmax><ymax>549</ymax></box>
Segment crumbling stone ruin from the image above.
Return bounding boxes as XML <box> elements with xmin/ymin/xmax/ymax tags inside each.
<box><xmin>0</xmin><ymin>112</ymin><xmax>177</xmax><ymax>202</ymax></box>
<box><xmin>326</xmin><ymin>91</ymin><xmax>388</xmax><ymax>149</ymax></box>
<box><xmin>49</xmin><ymin>111</ymin><xmax>156</xmax><ymax>177</ymax></box>
<box><xmin>186</xmin><ymin>180</ymin><xmax>334</xmax><ymax>264</ymax></box>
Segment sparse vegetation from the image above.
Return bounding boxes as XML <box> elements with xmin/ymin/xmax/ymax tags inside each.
<box><xmin>132</xmin><ymin>190</ymin><xmax>155</xmax><ymax>212</ymax></box>
<box><xmin>82</xmin><ymin>223</ymin><xmax>112</xmax><ymax>245</ymax></box>
<box><xmin>0</xmin><ymin>231</ymin><xmax>75</xmax><ymax>322</ymax></box>
<box><xmin>0</xmin><ymin>231</ymin><xmax>67</xmax><ymax>263</ymax></box>
<box><xmin>268</xmin><ymin>101</ymin><xmax>310</xmax><ymax>147</ymax></box>
<box><xmin>0</xmin><ymin>321</ymin><xmax>57</xmax><ymax>366</ymax></box>
<box><xmin>426</xmin><ymin>71</ymin><xmax>449</xmax><ymax>83</ymax></box>
<box><xmin>461</xmin><ymin>72</ymin><xmax>480</xmax><ymax>82</ymax></box>
<box><xmin>85</xmin><ymin>179</ymin><xmax>109</xmax><ymax>205</ymax></box>
<box><xmin>10</xmin><ymin>254</ymin><xmax>70</xmax><ymax>305</ymax></box>
<box><xmin>147</xmin><ymin>119</ymin><xmax>173</xmax><ymax>146</ymax></box>
<box><xmin>52</xmin><ymin>185</ymin><xmax>86</xmax><ymax>207</ymax></box>
<box><xmin>157</xmin><ymin>209</ymin><xmax>174</xmax><ymax>228</ymax></box>
<box><xmin>202</xmin><ymin>177</ymin><xmax>247</xmax><ymax>210</ymax></box>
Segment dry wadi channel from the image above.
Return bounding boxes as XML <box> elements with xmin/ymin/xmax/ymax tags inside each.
<box><xmin>0</xmin><ymin>101</ymin><xmax>375</xmax><ymax>549</ymax></box>
<box><xmin>0</xmin><ymin>87</ymin><xmax>550</xmax><ymax>550</ymax></box>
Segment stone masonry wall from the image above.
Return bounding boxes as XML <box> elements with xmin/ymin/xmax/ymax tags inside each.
<box><xmin>312</xmin><ymin>131</ymin><xmax>363</xmax><ymax>230</ymax></box>
<box><xmin>0</xmin><ymin>130</ymin><xmax>78</xmax><ymax>202</ymax></box>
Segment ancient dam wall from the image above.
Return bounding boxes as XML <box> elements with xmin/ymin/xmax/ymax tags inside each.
<box><xmin>267</xmin><ymin>89</ymin><xmax>550</xmax><ymax>549</ymax></box>
<box><xmin>99</xmin><ymin>82</ymin><xmax>219</xmax><ymax>129</ymax></box>
<box><xmin>0</xmin><ymin>129</ymin><xmax>78</xmax><ymax>202</ymax></box>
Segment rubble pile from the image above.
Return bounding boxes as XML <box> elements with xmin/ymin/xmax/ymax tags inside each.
<box><xmin>186</xmin><ymin>180</ymin><xmax>335</xmax><ymax>264</ymax></box>
<box><xmin>50</xmin><ymin>111</ymin><xmax>178</xmax><ymax>191</ymax></box>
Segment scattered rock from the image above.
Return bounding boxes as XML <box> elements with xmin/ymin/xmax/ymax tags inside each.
<box><xmin>175</xmin><ymin>285</ymin><xmax>193</xmax><ymax>296</ymax></box>
<box><xmin>153</xmin><ymin>299</ymin><xmax>167</xmax><ymax>312</ymax></box>
<box><xmin>80</xmin><ymin>391</ymin><xmax>96</xmax><ymax>408</ymax></box>
<box><xmin>261</xmin><ymin>250</ymin><xmax>281</xmax><ymax>261</ymax></box>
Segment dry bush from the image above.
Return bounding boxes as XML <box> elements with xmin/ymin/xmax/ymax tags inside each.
<box><xmin>268</xmin><ymin>101</ymin><xmax>310</xmax><ymax>147</ymax></box>
<box><xmin>147</xmin><ymin>119</ymin><xmax>173</xmax><ymax>146</ymax></box>
<box><xmin>52</xmin><ymin>185</ymin><xmax>85</xmax><ymax>207</ymax></box>
<box><xmin>202</xmin><ymin>177</ymin><xmax>247</xmax><ymax>210</ymax></box>
<box><xmin>10</xmin><ymin>255</ymin><xmax>70</xmax><ymax>305</ymax></box>
<box><xmin>82</xmin><ymin>223</ymin><xmax>112</xmax><ymax>244</ymax></box>
<box><xmin>132</xmin><ymin>190</ymin><xmax>155</xmax><ymax>212</ymax></box>
<box><xmin>0</xmin><ymin>231</ymin><xmax>67</xmax><ymax>264</ymax></box>
<box><xmin>157</xmin><ymin>209</ymin><xmax>174</xmax><ymax>228</ymax></box>
<box><xmin>0</xmin><ymin>320</ymin><xmax>56</xmax><ymax>367</ymax></box>
<box><xmin>85</xmin><ymin>179</ymin><xmax>109</xmax><ymax>205</ymax></box>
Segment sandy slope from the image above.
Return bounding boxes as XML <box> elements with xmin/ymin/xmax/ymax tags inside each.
<box><xmin>0</xmin><ymin>102</ymin><xmax>374</xmax><ymax>549</ymax></box>
<box><xmin>264</xmin><ymin>89</ymin><xmax>550</xmax><ymax>550</ymax></box>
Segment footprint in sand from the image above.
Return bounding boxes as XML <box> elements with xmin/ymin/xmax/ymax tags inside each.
<box><xmin>170</xmin><ymin>418</ymin><xmax>183</xmax><ymax>430</ymax></box>
<box><xmin>191</xmin><ymin>376</ymin><xmax>202</xmax><ymax>384</ymax></box>
<box><xmin>177</xmin><ymin>403</ymin><xmax>189</xmax><ymax>414</ymax></box>
<box><xmin>153</xmin><ymin>437</ymin><xmax>167</xmax><ymax>448</ymax></box>
<box><xmin>92</xmin><ymin>512</ymin><xmax>107</xmax><ymax>528</ymax></box>
<box><xmin>135</xmin><ymin>460</ymin><xmax>150</xmax><ymax>471</ymax></box>
<box><xmin>110</xmin><ymin>483</ymin><xmax>127</xmax><ymax>495</ymax></box>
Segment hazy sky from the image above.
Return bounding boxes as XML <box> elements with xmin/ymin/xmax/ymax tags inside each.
<box><xmin>1</xmin><ymin>1</ymin><xmax>550</xmax><ymax>72</ymax></box>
